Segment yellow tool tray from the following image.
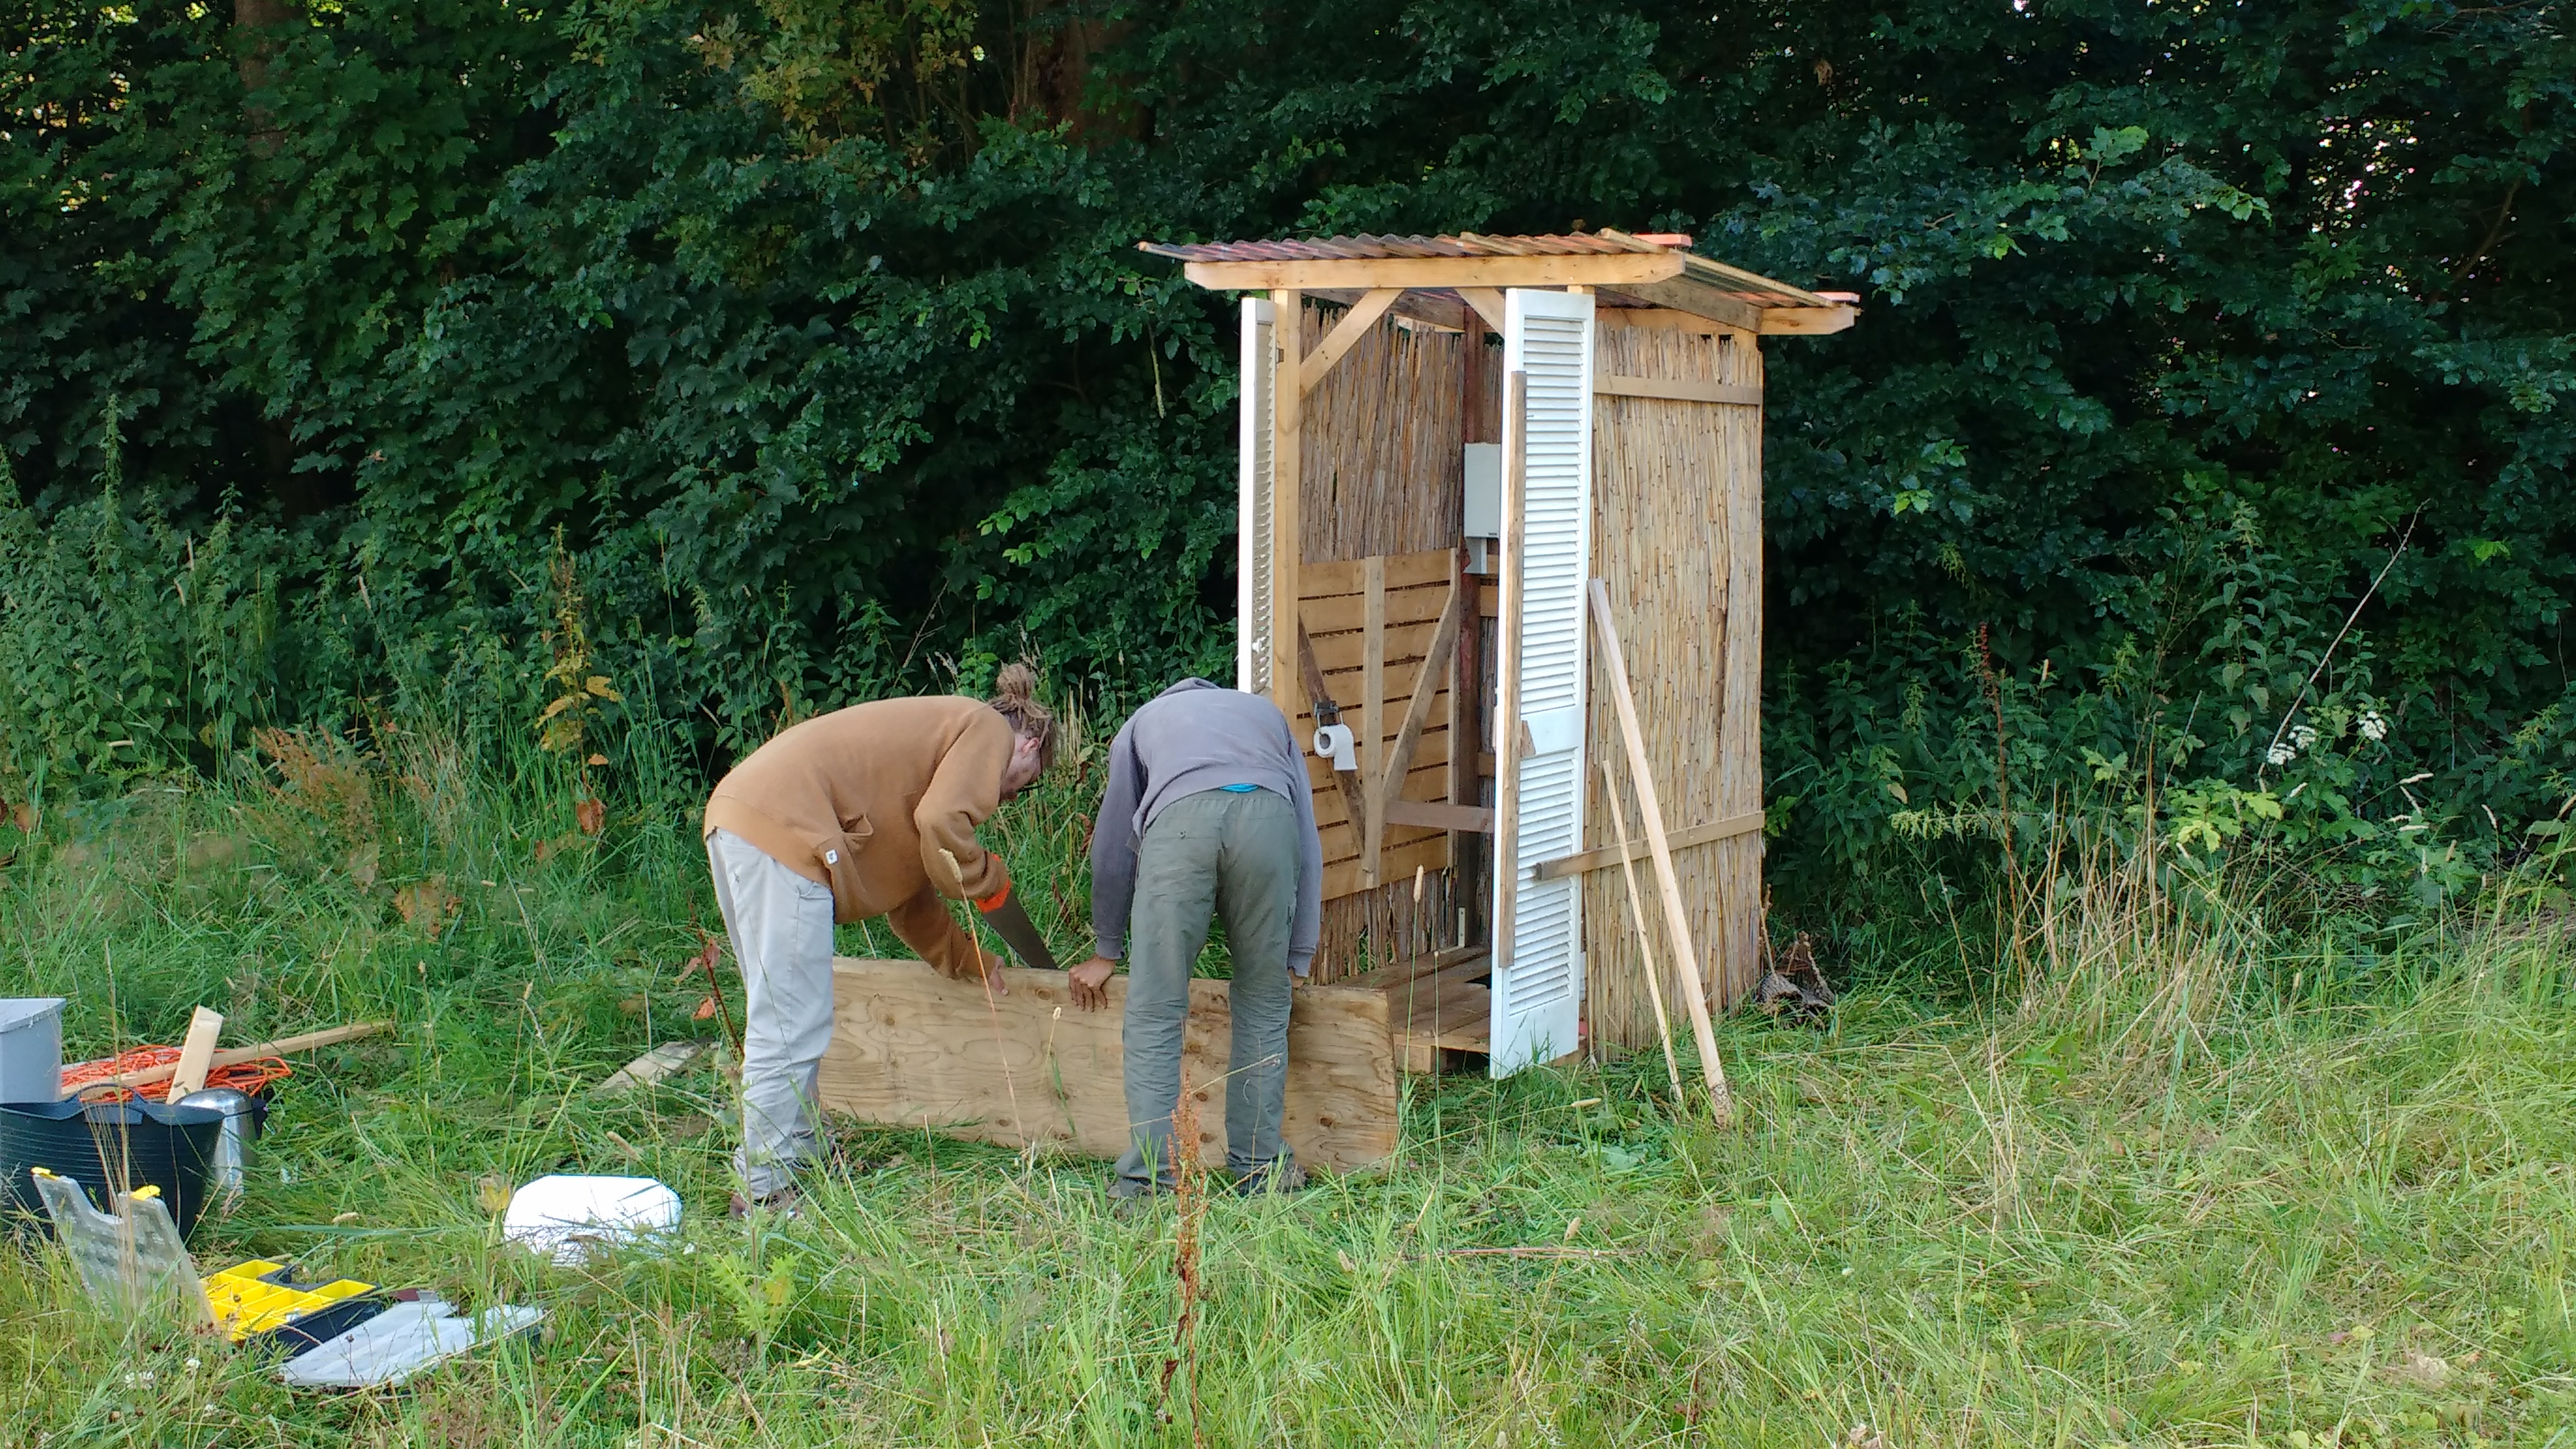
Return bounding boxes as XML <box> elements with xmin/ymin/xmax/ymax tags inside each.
<box><xmin>203</xmin><ymin>1260</ymin><xmax>378</xmax><ymax>1342</ymax></box>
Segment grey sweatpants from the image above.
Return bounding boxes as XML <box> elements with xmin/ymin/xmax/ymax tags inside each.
<box><xmin>1115</xmin><ymin>788</ymin><xmax>1300</xmax><ymax>1188</ymax></box>
<box><xmin>707</xmin><ymin>827</ymin><xmax>837</xmax><ymax>1198</ymax></box>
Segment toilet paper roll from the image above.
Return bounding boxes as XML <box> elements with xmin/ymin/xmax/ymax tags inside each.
<box><xmin>1312</xmin><ymin>723</ymin><xmax>1357</xmax><ymax>772</ymax></box>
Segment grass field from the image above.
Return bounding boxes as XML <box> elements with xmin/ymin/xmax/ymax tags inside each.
<box><xmin>1</xmin><ymin>742</ymin><xmax>2571</xmax><ymax>1447</ymax></box>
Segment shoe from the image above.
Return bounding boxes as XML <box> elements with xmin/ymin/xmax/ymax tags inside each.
<box><xmin>728</xmin><ymin>1186</ymin><xmax>801</xmax><ymax>1221</ymax></box>
<box><xmin>1230</xmin><ymin>1159</ymin><xmax>1308</xmax><ymax>1197</ymax></box>
<box><xmin>1107</xmin><ymin>1176</ymin><xmax>1170</xmax><ymax>1215</ymax></box>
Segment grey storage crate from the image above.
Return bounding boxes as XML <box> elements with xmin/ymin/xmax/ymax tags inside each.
<box><xmin>0</xmin><ymin>999</ymin><xmax>66</xmax><ymax>1103</ymax></box>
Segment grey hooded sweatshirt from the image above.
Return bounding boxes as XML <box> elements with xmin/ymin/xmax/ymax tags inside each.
<box><xmin>1089</xmin><ymin>679</ymin><xmax>1323</xmax><ymax>973</ymax></box>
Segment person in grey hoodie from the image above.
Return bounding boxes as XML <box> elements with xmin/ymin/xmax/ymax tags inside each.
<box><xmin>1069</xmin><ymin>678</ymin><xmax>1323</xmax><ymax>1198</ymax></box>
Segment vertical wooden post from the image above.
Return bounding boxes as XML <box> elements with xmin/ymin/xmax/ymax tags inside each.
<box><xmin>1463</xmin><ymin>314</ymin><xmax>1488</xmax><ymax>446</ymax></box>
<box><xmin>1270</xmin><ymin>289</ymin><xmax>1304</xmax><ymax>721</ymax></box>
<box><xmin>1491</xmin><ymin>370</ymin><xmax>1527</xmax><ymax>990</ymax></box>
<box><xmin>1453</xmin><ymin>321</ymin><xmax>1486</xmax><ymax>939</ymax></box>
<box><xmin>1716</xmin><ymin>335</ymin><xmax>1765</xmax><ymax>1007</ymax></box>
<box><xmin>1449</xmin><ymin>549</ymin><xmax>1477</xmax><ymax>900</ymax></box>
<box><xmin>1360</xmin><ymin>554</ymin><xmax>1386</xmax><ymax>887</ymax></box>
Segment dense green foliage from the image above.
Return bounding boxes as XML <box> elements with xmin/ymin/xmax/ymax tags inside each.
<box><xmin>4</xmin><ymin>0</ymin><xmax>2571</xmax><ymax>906</ymax></box>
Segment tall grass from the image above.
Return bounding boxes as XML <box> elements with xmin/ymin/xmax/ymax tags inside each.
<box><xmin>1</xmin><ymin>713</ymin><xmax>2571</xmax><ymax>1446</ymax></box>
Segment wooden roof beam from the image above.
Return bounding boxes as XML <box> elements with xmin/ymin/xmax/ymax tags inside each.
<box><xmin>1598</xmin><ymin>278</ymin><xmax>1762</xmax><ymax>333</ymax></box>
<box><xmin>1596</xmin><ymin>307</ymin><xmax>1752</xmax><ymax>339</ymax></box>
<box><xmin>1201</xmin><ymin>257</ymin><xmax>1855</xmax><ymax>337</ymax></box>
<box><xmin>1759</xmin><ymin>303</ymin><xmax>1858</xmax><ymax>335</ymax></box>
<box><xmin>1308</xmin><ymin>288</ymin><xmax>1468</xmax><ymax>332</ymax></box>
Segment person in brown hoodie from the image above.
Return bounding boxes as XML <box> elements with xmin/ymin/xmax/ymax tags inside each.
<box><xmin>703</xmin><ymin>665</ymin><xmax>1057</xmax><ymax>1212</ymax></box>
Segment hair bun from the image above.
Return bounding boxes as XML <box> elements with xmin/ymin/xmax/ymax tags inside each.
<box><xmin>993</xmin><ymin>661</ymin><xmax>1038</xmax><ymax>702</ymax></box>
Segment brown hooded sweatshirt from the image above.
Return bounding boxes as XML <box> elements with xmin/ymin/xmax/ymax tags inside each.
<box><xmin>701</xmin><ymin>695</ymin><xmax>1012</xmax><ymax>976</ymax></box>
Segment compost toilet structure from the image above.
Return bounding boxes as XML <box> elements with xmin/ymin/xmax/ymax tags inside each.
<box><xmin>1138</xmin><ymin>230</ymin><xmax>1858</xmax><ymax>1077</ymax></box>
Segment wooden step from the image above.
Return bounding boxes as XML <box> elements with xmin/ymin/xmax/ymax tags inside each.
<box><xmin>1379</xmin><ymin>954</ymin><xmax>1494</xmax><ymax>1073</ymax></box>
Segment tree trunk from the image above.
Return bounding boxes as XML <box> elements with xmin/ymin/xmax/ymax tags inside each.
<box><xmin>234</xmin><ymin>0</ymin><xmax>297</xmax><ymax>139</ymax></box>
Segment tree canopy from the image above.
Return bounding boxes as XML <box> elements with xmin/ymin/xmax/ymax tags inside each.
<box><xmin>3</xmin><ymin>0</ymin><xmax>2569</xmax><ymax>893</ymax></box>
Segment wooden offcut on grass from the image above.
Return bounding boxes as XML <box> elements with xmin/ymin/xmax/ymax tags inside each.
<box><xmin>0</xmin><ymin>751</ymin><xmax>2569</xmax><ymax>1447</ymax></box>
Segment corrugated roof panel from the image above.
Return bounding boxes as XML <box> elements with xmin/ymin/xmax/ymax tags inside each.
<box><xmin>1137</xmin><ymin>231</ymin><xmax>1679</xmax><ymax>264</ymax></box>
<box><xmin>1134</xmin><ymin>230</ymin><xmax>1850</xmax><ymax>313</ymax></box>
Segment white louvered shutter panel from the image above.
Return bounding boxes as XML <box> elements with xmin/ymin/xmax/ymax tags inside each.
<box><xmin>1237</xmin><ymin>297</ymin><xmax>1278</xmax><ymax>694</ymax></box>
<box><xmin>1490</xmin><ymin>288</ymin><xmax>1595</xmax><ymax>1077</ymax></box>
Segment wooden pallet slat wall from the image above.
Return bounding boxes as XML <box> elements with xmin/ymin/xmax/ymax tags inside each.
<box><xmin>814</xmin><ymin>959</ymin><xmax>1398</xmax><ymax>1171</ymax></box>
<box><xmin>1295</xmin><ymin>542</ymin><xmax>1464</xmax><ymax>903</ymax></box>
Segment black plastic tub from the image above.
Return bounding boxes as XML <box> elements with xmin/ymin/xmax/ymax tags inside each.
<box><xmin>1</xmin><ymin>1098</ymin><xmax>224</xmax><ymax>1240</ymax></box>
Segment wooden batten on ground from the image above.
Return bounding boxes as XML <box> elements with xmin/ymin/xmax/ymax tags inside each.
<box><xmin>594</xmin><ymin>1040</ymin><xmax>713</xmax><ymax>1095</ymax></box>
<box><xmin>813</xmin><ymin>959</ymin><xmax>1399</xmax><ymax>1172</ymax></box>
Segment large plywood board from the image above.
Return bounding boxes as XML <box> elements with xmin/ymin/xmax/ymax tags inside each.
<box><xmin>813</xmin><ymin>958</ymin><xmax>1398</xmax><ymax>1172</ymax></box>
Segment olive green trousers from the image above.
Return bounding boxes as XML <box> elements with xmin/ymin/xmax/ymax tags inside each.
<box><xmin>1113</xmin><ymin>788</ymin><xmax>1300</xmax><ymax>1188</ymax></box>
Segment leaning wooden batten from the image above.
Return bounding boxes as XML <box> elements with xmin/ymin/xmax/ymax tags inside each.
<box><xmin>1142</xmin><ymin>228</ymin><xmax>1855</xmax><ymax>1074</ymax></box>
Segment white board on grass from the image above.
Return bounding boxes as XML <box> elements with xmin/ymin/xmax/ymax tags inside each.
<box><xmin>1490</xmin><ymin>287</ymin><xmax>1595</xmax><ymax>1077</ymax></box>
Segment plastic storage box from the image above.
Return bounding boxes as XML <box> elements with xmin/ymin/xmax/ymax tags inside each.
<box><xmin>1</xmin><ymin>1097</ymin><xmax>225</xmax><ymax>1237</ymax></box>
<box><xmin>0</xmin><ymin>998</ymin><xmax>65</xmax><ymax>1103</ymax></box>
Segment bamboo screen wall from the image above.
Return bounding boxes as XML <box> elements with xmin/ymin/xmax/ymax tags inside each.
<box><xmin>1582</xmin><ymin>320</ymin><xmax>1766</xmax><ymax>1046</ymax></box>
<box><xmin>1294</xmin><ymin>302</ymin><xmax>1479</xmax><ymax>981</ymax></box>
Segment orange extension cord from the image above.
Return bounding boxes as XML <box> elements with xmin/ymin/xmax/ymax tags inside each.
<box><xmin>58</xmin><ymin>1048</ymin><xmax>293</xmax><ymax>1103</ymax></box>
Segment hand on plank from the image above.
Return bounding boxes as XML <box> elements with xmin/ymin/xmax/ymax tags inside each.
<box><xmin>1068</xmin><ymin>956</ymin><xmax>1116</xmax><ymax>1011</ymax></box>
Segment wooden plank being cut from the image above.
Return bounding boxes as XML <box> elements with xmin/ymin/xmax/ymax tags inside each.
<box><xmin>813</xmin><ymin>958</ymin><xmax>1398</xmax><ymax>1172</ymax></box>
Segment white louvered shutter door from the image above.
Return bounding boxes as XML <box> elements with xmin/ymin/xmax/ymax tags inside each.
<box><xmin>1490</xmin><ymin>288</ymin><xmax>1595</xmax><ymax>1077</ymax></box>
<box><xmin>1237</xmin><ymin>298</ymin><xmax>1278</xmax><ymax>694</ymax></box>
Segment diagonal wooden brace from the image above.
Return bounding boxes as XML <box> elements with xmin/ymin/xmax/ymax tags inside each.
<box><xmin>1297</xmin><ymin>623</ymin><xmax>1372</xmax><ymax>850</ymax></box>
<box><xmin>1299</xmin><ymin>289</ymin><xmax>1403</xmax><ymax>394</ymax></box>
<box><xmin>1376</xmin><ymin>573</ymin><xmax>1467</xmax><ymax>816</ymax></box>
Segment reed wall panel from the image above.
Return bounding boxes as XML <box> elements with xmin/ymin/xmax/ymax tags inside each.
<box><xmin>1583</xmin><ymin>324</ymin><xmax>1765</xmax><ymax>1050</ymax></box>
<box><xmin>1298</xmin><ymin>307</ymin><xmax>1467</xmax><ymax>562</ymax></box>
